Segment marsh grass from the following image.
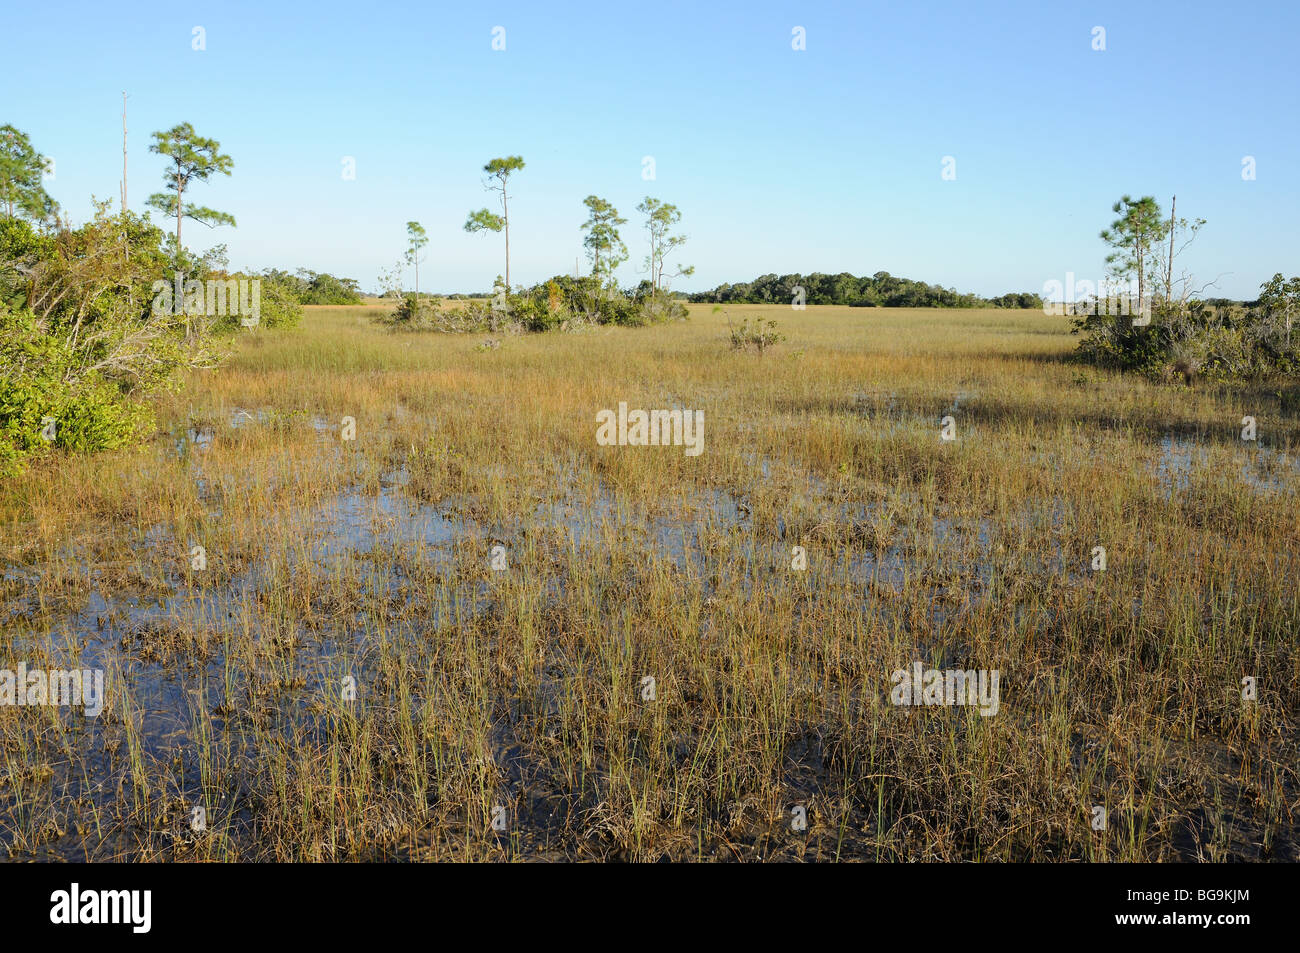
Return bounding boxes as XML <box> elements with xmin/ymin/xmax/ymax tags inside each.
<box><xmin>1</xmin><ymin>305</ymin><xmax>1297</xmax><ymax>861</ymax></box>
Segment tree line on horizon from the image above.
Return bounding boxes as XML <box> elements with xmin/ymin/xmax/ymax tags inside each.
<box><xmin>688</xmin><ymin>271</ymin><xmax>1043</xmax><ymax>309</ymax></box>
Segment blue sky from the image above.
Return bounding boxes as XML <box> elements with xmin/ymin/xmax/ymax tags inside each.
<box><xmin>5</xmin><ymin>0</ymin><xmax>1297</xmax><ymax>298</ymax></box>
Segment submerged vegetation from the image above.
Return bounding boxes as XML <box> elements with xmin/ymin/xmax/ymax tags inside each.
<box><xmin>2</xmin><ymin>302</ymin><xmax>1297</xmax><ymax>861</ymax></box>
<box><xmin>2</xmin><ymin>110</ymin><xmax>1297</xmax><ymax>865</ymax></box>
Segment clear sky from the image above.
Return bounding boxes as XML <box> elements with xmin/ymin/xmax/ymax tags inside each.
<box><xmin>5</xmin><ymin>0</ymin><xmax>1297</xmax><ymax>298</ymax></box>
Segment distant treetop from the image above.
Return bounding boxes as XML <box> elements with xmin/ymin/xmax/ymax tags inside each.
<box><xmin>688</xmin><ymin>272</ymin><xmax>1042</xmax><ymax>309</ymax></box>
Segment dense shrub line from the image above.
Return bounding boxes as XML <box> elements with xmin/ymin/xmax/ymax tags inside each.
<box><xmin>1071</xmin><ymin>275</ymin><xmax>1300</xmax><ymax>383</ymax></box>
<box><xmin>0</xmin><ymin>208</ymin><xmax>301</xmax><ymax>475</ymax></box>
<box><xmin>689</xmin><ymin>271</ymin><xmax>1042</xmax><ymax>309</ymax></box>
<box><xmin>259</xmin><ymin>267</ymin><xmax>363</xmax><ymax>305</ymax></box>
<box><xmin>377</xmin><ymin>275</ymin><xmax>687</xmax><ymax>334</ymax></box>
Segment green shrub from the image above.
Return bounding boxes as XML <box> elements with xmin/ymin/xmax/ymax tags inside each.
<box><xmin>385</xmin><ymin>275</ymin><xmax>688</xmax><ymax>334</ymax></box>
<box><xmin>208</xmin><ymin>271</ymin><xmax>303</xmax><ymax>331</ymax></box>
<box><xmin>1071</xmin><ymin>282</ymin><xmax>1300</xmax><ymax>383</ymax></box>
<box><xmin>0</xmin><ymin>205</ymin><xmax>221</xmax><ymax>474</ymax></box>
<box><xmin>256</xmin><ymin>267</ymin><xmax>363</xmax><ymax>305</ymax></box>
<box><xmin>377</xmin><ymin>294</ymin><xmax>493</xmax><ymax>333</ymax></box>
<box><xmin>0</xmin><ymin>306</ymin><xmax>150</xmax><ymax>475</ymax></box>
<box><xmin>726</xmin><ymin>312</ymin><xmax>786</xmax><ymax>354</ymax></box>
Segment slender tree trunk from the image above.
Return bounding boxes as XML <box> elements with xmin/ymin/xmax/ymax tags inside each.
<box><xmin>1165</xmin><ymin>195</ymin><xmax>1176</xmax><ymax>311</ymax></box>
<box><xmin>1136</xmin><ymin>235</ymin><xmax>1144</xmax><ymax>314</ymax></box>
<box><xmin>502</xmin><ymin>184</ymin><xmax>510</xmax><ymax>288</ymax></box>
<box><xmin>650</xmin><ymin>231</ymin><xmax>658</xmax><ymax>293</ymax></box>
<box><xmin>175</xmin><ymin>170</ymin><xmax>184</xmax><ymax>251</ymax></box>
<box><xmin>121</xmin><ymin>93</ymin><xmax>128</xmax><ymax>215</ymax></box>
<box><xmin>176</xmin><ymin>169</ymin><xmax>187</xmax><ymax>338</ymax></box>
<box><xmin>121</xmin><ymin>93</ymin><xmax>130</xmax><ymax>273</ymax></box>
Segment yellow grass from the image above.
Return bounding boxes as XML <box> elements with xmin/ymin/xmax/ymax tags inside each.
<box><xmin>2</xmin><ymin>304</ymin><xmax>1297</xmax><ymax>861</ymax></box>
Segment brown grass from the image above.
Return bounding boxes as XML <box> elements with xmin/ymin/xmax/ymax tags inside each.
<box><xmin>1</xmin><ymin>304</ymin><xmax>1297</xmax><ymax>861</ymax></box>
